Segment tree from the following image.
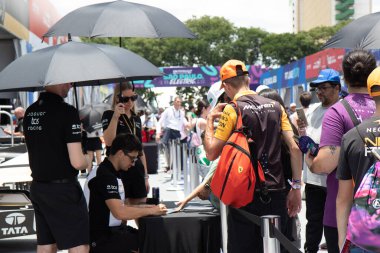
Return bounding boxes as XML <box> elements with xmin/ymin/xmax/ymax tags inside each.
<box><xmin>260</xmin><ymin>20</ymin><xmax>352</xmax><ymax>66</ymax></box>
<box><xmin>82</xmin><ymin>17</ymin><xmax>352</xmax><ymax>105</ymax></box>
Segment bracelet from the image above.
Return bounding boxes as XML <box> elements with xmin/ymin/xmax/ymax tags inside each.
<box><xmin>287</xmin><ymin>179</ymin><xmax>301</xmax><ymax>190</ymax></box>
<box><xmin>144</xmin><ymin>175</ymin><xmax>149</xmax><ymax>179</ymax></box>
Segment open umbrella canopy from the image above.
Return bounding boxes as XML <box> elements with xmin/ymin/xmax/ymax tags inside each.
<box><xmin>323</xmin><ymin>12</ymin><xmax>380</xmax><ymax>49</ymax></box>
<box><xmin>79</xmin><ymin>103</ymin><xmax>110</xmax><ymax>133</ymax></box>
<box><xmin>44</xmin><ymin>0</ymin><xmax>196</xmax><ymax>39</ymax></box>
<box><xmin>0</xmin><ymin>41</ymin><xmax>162</xmax><ymax>92</ymax></box>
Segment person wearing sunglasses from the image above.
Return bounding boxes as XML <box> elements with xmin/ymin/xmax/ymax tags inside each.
<box><xmin>102</xmin><ymin>82</ymin><xmax>149</xmax><ymax>206</ymax></box>
<box><xmin>86</xmin><ymin>133</ymin><xmax>167</xmax><ymax>253</ymax></box>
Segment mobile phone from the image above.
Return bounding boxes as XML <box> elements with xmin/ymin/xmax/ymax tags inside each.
<box><xmin>296</xmin><ymin>108</ymin><xmax>308</xmax><ymax>126</ymax></box>
<box><xmin>297</xmin><ymin>136</ymin><xmax>319</xmax><ymax>156</ymax></box>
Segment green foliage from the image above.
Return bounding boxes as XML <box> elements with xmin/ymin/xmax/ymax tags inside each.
<box><xmin>82</xmin><ymin>17</ymin><xmax>350</xmax><ymax>105</ymax></box>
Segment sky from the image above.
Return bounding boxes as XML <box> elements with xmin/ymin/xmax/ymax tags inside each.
<box><xmin>50</xmin><ymin>0</ymin><xmax>294</xmax><ymax>34</ymax></box>
<box><xmin>51</xmin><ymin>0</ymin><xmax>380</xmax><ymax>34</ymax></box>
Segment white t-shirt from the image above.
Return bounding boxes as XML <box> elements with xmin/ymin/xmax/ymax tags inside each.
<box><xmin>302</xmin><ymin>102</ymin><xmax>328</xmax><ymax>187</ymax></box>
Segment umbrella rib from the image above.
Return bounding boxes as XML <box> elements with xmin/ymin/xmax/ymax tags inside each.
<box><xmin>361</xmin><ymin>19</ymin><xmax>380</xmax><ymax>48</ymax></box>
<box><xmin>92</xmin><ymin>45</ymin><xmax>125</xmax><ymax>79</ymax></box>
<box><xmin>90</xmin><ymin>2</ymin><xmax>115</xmax><ymax>38</ymax></box>
<box><xmin>43</xmin><ymin>47</ymin><xmax>61</xmax><ymax>86</ymax></box>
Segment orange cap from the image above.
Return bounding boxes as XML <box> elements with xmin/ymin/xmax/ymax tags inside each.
<box><xmin>220</xmin><ymin>59</ymin><xmax>249</xmax><ymax>81</ymax></box>
<box><xmin>367</xmin><ymin>67</ymin><xmax>380</xmax><ymax>97</ymax></box>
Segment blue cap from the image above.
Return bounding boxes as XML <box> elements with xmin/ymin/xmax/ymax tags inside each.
<box><xmin>310</xmin><ymin>69</ymin><xmax>341</xmax><ymax>87</ymax></box>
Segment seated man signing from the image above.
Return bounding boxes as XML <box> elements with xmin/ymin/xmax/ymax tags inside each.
<box><xmin>87</xmin><ymin>133</ymin><xmax>167</xmax><ymax>253</ymax></box>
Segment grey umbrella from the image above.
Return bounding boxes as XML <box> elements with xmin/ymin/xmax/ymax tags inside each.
<box><xmin>0</xmin><ymin>41</ymin><xmax>162</xmax><ymax>92</ymax></box>
<box><xmin>323</xmin><ymin>12</ymin><xmax>380</xmax><ymax>49</ymax></box>
<box><xmin>43</xmin><ymin>0</ymin><xmax>196</xmax><ymax>39</ymax></box>
<box><xmin>79</xmin><ymin>103</ymin><xmax>111</xmax><ymax>133</ymax></box>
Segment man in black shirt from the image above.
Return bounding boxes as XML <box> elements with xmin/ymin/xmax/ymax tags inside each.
<box><xmin>87</xmin><ymin>133</ymin><xmax>167</xmax><ymax>253</ymax></box>
<box><xmin>24</xmin><ymin>83</ymin><xmax>89</xmax><ymax>253</ymax></box>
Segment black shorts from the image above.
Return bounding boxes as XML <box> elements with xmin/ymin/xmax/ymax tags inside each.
<box><xmin>85</xmin><ymin>137</ymin><xmax>103</xmax><ymax>152</ymax></box>
<box><xmin>30</xmin><ymin>181</ymin><xmax>89</xmax><ymax>250</ymax></box>
<box><xmin>90</xmin><ymin>225</ymin><xmax>138</xmax><ymax>253</ymax></box>
<box><xmin>121</xmin><ymin>159</ymin><xmax>147</xmax><ymax>199</ymax></box>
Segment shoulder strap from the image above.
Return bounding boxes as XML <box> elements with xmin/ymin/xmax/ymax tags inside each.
<box><xmin>230</xmin><ymin>101</ymin><xmax>243</xmax><ymax>130</ymax></box>
<box><xmin>341</xmin><ymin>99</ymin><xmax>360</xmax><ymax>126</ymax></box>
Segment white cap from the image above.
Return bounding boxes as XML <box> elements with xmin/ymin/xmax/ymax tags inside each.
<box><xmin>207</xmin><ymin>81</ymin><xmax>225</xmax><ymax>109</ymax></box>
<box><xmin>290</xmin><ymin>103</ymin><xmax>296</xmax><ymax>107</ymax></box>
<box><xmin>255</xmin><ymin>84</ymin><xmax>270</xmax><ymax>93</ymax></box>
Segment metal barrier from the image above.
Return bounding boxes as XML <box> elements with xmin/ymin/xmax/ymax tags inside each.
<box><xmin>182</xmin><ymin>143</ymin><xmax>190</xmax><ymax>196</ymax></box>
<box><xmin>0</xmin><ymin>107</ymin><xmax>15</xmax><ymax>147</ymax></box>
<box><xmin>3</xmin><ymin>181</ymin><xmax>32</xmax><ymax>191</ymax></box>
<box><xmin>189</xmin><ymin>147</ymin><xmax>199</xmax><ymax>191</ymax></box>
<box><xmin>229</xmin><ymin>208</ymin><xmax>302</xmax><ymax>253</ymax></box>
<box><xmin>167</xmin><ymin>139</ymin><xmax>183</xmax><ymax>191</ymax></box>
<box><xmin>261</xmin><ymin>215</ymin><xmax>281</xmax><ymax>253</ymax></box>
<box><xmin>220</xmin><ymin>202</ymin><xmax>228</xmax><ymax>253</ymax></box>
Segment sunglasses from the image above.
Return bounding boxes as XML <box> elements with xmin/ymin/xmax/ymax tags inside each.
<box><xmin>122</xmin><ymin>151</ymin><xmax>139</xmax><ymax>163</ymax></box>
<box><xmin>119</xmin><ymin>95</ymin><xmax>138</xmax><ymax>103</ymax></box>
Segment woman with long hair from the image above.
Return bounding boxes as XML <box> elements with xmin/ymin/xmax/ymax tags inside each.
<box><xmin>102</xmin><ymin>82</ymin><xmax>149</xmax><ymax>204</ymax></box>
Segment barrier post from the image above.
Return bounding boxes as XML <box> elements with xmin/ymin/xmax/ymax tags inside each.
<box><xmin>167</xmin><ymin>139</ymin><xmax>183</xmax><ymax>191</ymax></box>
<box><xmin>182</xmin><ymin>143</ymin><xmax>190</xmax><ymax>195</ymax></box>
<box><xmin>175</xmin><ymin>139</ymin><xmax>183</xmax><ymax>183</ymax></box>
<box><xmin>190</xmin><ymin>147</ymin><xmax>200</xmax><ymax>191</ymax></box>
<box><xmin>220</xmin><ymin>202</ymin><xmax>228</xmax><ymax>253</ymax></box>
<box><xmin>261</xmin><ymin>215</ymin><xmax>281</xmax><ymax>253</ymax></box>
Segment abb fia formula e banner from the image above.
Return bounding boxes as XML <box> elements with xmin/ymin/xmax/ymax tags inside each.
<box><xmin>136</xmin><ymin>65</ymin><xmax>268</xmax><ymax>88</ymax></box>
<box><xmin>305</xmin><ymin>48</ymin><xmax>345</xmax><ymax>80</ymax></box>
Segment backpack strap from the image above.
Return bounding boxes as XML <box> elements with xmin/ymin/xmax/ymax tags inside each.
<box><xmin>230</xmin><ymin>101</ymin><xmax>243</xmax><ymax>130</ymax></box>
<box><xmin>341</xmin><ymin>99</ymin><xmax>360</xmax><ymax>126</ymax></box>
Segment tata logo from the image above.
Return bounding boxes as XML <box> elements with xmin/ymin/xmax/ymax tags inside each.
<box><xmin>372</xmin><ymin>199</ymin><xmax>380</xmax><ymax>209</ymax></box>
<box><xmin>238</xmin><ymin>166</ymin><xmax>243</xmax><ymax>174</ymax></box>
<box><xmin>2</xmin><ymin>213</ymin><xmax>28</xmax><ymax>235</ymax></box>
<box><xmin>5</xmin><ymin>213</ymin><xmax>25</xmax><ymax>225</ymax></box>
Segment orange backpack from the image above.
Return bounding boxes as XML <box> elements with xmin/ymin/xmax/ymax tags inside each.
<box><xmin>210</xmin><ymin>101</ymin><xmax>266</xmax><ymax>208</ymax></box>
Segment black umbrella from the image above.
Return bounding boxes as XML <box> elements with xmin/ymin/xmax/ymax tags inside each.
<box><xmin>0</xmin><ymin>41</ymin><xmax>162</xmax><ymax>92</ymax></box>
<box><xmin>79</xmin><ymin>103</ymin><xmax>110</xmax><ymax>133</ymax></box>
<box><xmin>323</xmin><ymin>12</ymin><xmax>380</xmax><ymax>49</ymax></box>
<box><xmin>43</xmin><ymin>0</ymin><xmax>196</xmax><ymax>39</ymax></box>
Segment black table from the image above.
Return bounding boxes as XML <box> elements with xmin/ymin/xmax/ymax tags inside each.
<box><xmin>139</xmin><ymin>208</ymin><xmax>221</xmax><ymax>253</ymax></box>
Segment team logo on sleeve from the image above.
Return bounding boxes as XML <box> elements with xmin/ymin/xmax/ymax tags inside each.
<box><xmin>106</xmin><ymin>184</ymin><xmax>118</xmax><ymax>194</ymax></box>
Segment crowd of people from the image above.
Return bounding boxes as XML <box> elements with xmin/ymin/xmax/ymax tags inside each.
<box><xmin>18</xmin><ymin>48</ymin><xmax>380</xmax><ymax>253</ymax></box>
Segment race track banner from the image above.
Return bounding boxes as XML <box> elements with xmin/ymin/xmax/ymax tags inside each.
<box><xmin>305</xmin><ymin>48</ymin><xmax>345</xmax><ymax>80</ymax></box>
<box><xmin>135</xmin><ymin>65</ymin><xmax>268</xmax><ymax>88</ymax></box>
<box><xmin>260</xmin><ymin>67</ymin><xmax>283</xmax><ymax>90</ymax></box>
<box><xmin>281</xmin><ymin>58</ymin><xmax>306</xmax><ymax>88</ymax></box>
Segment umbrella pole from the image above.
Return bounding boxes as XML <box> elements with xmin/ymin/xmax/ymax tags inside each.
<box><xmin>119</xmin><ymin>37</ymin><xmax>122</xmax><ymax>47</ymax></box>
<box><xmin>73</xmin><ymin>83</ymin><xmax>79</xmax><ymax>109</ymax></box>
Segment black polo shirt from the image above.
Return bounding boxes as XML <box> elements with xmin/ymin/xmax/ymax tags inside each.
<box><xmin>88</xmin><ymin>158</ymin><xmax>125</xmax><ymax>241</ymax></box>
<box><xmin>23</xmin><ymin>92</ymin><xmax>82</xmax><ymax>181</ymax></box>
<box><xmin>101</xmin><ymin>110</ymin><xmax>142</xmax><ymax>155</ymax></box>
